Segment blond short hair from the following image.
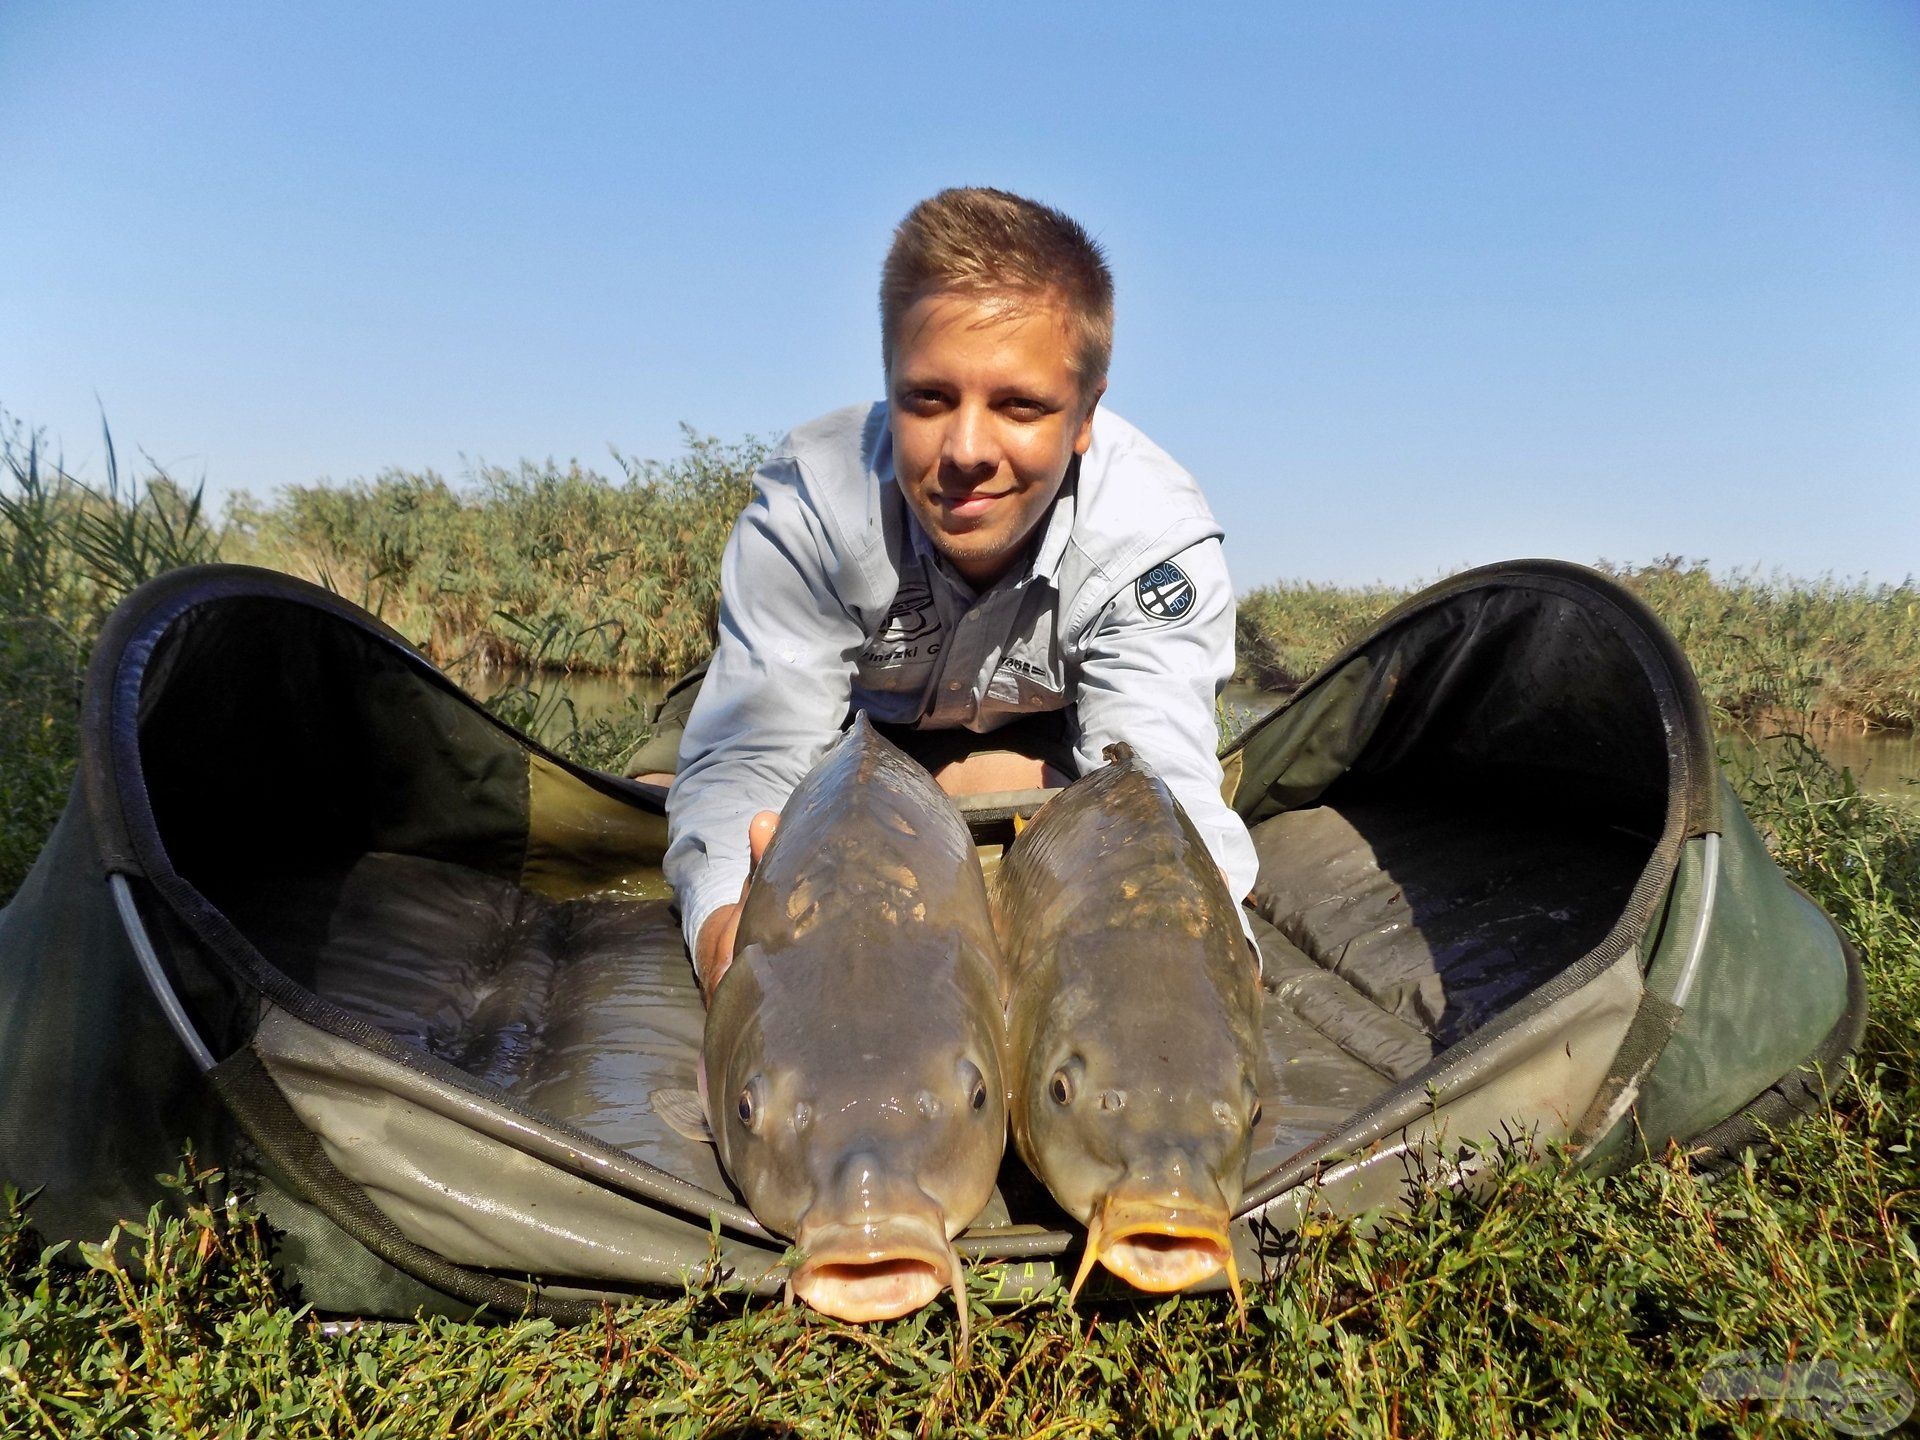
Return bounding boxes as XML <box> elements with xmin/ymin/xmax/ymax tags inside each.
<box><xmin>881</xmin><ymin>187</ymin><xmax>1114</xmax><ymax>400</ymax></box>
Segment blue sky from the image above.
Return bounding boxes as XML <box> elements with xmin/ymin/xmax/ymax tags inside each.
<box><xmin>4</xmin><ymin>1</ymin><xmax>1915</xmax><ymax>587</ymax></box>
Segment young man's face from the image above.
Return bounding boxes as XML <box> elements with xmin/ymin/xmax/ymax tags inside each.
<box><xmin>888</xmin><ymin>290</ymin><xmax>1103</xmax><ymax>589</ymax></box>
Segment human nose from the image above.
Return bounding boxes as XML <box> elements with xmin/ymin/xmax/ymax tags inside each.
<box><xmin>941</xmin><ymin>402</ymin><xmax>998</xmax><ymax>477</ymax></box>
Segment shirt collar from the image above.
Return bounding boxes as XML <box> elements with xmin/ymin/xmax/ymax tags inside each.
<box><xmin>1028</xmin><ymin>459</ymin><xmax>1078</xmax><ymax>584</ymax></box>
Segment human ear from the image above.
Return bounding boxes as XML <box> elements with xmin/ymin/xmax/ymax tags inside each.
<box><xmin>1073</xmin><ymin>380</ymin><xmax>1107</xmax><ymax>455</ymax></box>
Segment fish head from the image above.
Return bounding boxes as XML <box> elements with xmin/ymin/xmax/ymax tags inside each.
<box><xmin>703</xmin><ymin>942</ymin><xmax>1008</xmax><ymax>1324</ymax></box>
<box><xmin>1017</xmin><ymin>961</ymin><xmax>1260</xmax><ymax>1303</ymax></box>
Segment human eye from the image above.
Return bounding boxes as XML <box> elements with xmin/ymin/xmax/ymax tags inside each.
<box><xmin>895</xmin><ymin>386</ymin><xmax>949</xmax><ymax>416</ymax></box>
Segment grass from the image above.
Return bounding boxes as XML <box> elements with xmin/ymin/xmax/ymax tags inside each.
<box><xmin>1</xmin><ymin>419</ymin><xmax>1915</xmax><ymax>1434</ymax></box>
<box><xmin>1238</xmin><ymin>556</ymin><xmax>1920</xmax><ymax>731</ymax></box>
<box><xmin>225</xmin><ymin>430</ymin><xmax>762</xmax><ymax>679</ymax></box>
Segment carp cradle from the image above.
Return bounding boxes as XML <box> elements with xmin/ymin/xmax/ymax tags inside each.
<box><xmin>0</xmin><ymin>562</ymin><xmax>1864</xmax><ymax>1316</ymax></box>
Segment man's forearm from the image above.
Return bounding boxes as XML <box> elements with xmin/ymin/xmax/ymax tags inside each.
<box><xmin>662</xmin><ymin>452</ymin><xmax>863</xmax><ymax>960</ymax></box>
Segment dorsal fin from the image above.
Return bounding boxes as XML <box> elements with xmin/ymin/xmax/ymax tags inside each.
<box><xmin>1102</xmin><ymin>741</ymin><xmax>1138</xmax><ymax>766</ymax></box>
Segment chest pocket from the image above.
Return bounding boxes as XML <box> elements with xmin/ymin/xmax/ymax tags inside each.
<box><xmin>984</xmin><ymin>647</ymin><xmax>1066</xmax><ymax>714</ymax></box>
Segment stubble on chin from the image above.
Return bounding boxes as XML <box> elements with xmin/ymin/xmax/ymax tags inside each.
<box><xmin>935</xmin><ymin>522</ymin><xmax>1016</xmax><ymax>570</ymax></box>
<box><xmin>924</xmin><ymin>506</ymin><xmax>1039</xmax><ymax>585</ymax></box>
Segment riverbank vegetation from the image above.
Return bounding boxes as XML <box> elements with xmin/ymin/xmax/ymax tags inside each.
<box><xmin>2</xmin><ymin>421</ymin><xmax>1915</xmax><ymax>1434</ymax></box>
<box><xmin>0</xmin><ymin>423</ymin><xmax>223</xmax><ymax>892</ymax></box>
<box><xmin>1238</xmin><ymin>559</ymin><xmax>1920</xmax><ymax>731</ymax></box>
<box><xmin>225</xmin><ymin>430</ymin><xmax>760</xmax><ymax>679</ymax></box>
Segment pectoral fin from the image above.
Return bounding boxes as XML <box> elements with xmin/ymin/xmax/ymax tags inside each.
<box><xmin>650</xmin><ymin>1087</ymin><xmax>714</xmax><ymax>1144</ymax></box>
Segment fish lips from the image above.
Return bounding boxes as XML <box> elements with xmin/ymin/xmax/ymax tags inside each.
<box><xmin>789</xmin><ymin>1210</ymin><xmax>960</xmax><ymax>1324</ymax></box>
<box><xmin>1071</xmin><ymin>1185</ymin><xmax>1242</xmax><ymax>1312</ymax></box>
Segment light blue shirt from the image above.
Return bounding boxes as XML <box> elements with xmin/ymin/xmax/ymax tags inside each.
<box><xmin>665</xmin><ymin>402</ymin><xmax>1258</xmax><ymax>956</ymax></box>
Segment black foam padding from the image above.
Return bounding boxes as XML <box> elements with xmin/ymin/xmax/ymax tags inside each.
<box><xmin>1249</xmin><ymin>796</ymin><xmax>1647</xmax><ymax>1051</ymax></box>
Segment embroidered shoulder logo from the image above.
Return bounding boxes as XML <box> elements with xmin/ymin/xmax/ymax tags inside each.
<box><xmin>1136</xmin><ymin>562</ymin><xmax>1196</xmax><ymax>622</ymax></box>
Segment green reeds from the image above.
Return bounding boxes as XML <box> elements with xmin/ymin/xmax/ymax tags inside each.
<box><xmin>1607</xmin><ymin>556</ymin><xmax>1920</xmax><ymax>729</ymax></box>
<box><xmin>1237</xmin><ymin>556</ymin><xmax>1920</xmax><ymax>730</ymax></box>
<box><xmin>0</xmin><ymin>415</ymin><xmax>220</xmax><ymax>896</ymax></box>
<box><xmin>229</xmin><ymin>429</ymin><xmax>761</xmax><ymax>680</ymax></box>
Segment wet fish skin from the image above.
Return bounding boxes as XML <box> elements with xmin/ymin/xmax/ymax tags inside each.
<box><xmin>698</xmin><ymin>714</ymin><xmax>1008</xmax><ymax>1334</ymax></box>
<box><xmin>996</xmin><ymin>743</ymin><xmax>1262</xmax><ymax>1309</ymax></box>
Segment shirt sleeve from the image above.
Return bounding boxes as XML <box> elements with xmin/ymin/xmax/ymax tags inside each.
<box><xmin>663</xmin><ymin>454</ymin><xmax>867</xmax><ymax>957</ymax></box>
<box><xmin>1071</xmin><ymin>537</ymin><xmax>1261</xmax><ymax>914</ymax></box>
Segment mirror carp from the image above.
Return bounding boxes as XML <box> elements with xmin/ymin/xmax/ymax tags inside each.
<box><xmin>654</xmin><ymin>714</ymin><xmax>1008</xmax><ymax>1338</ymax></box>
<box><xmin>996</xmin><ymin>743</ymin><xmax>1263</xmax><ymax>1312</ymax></box>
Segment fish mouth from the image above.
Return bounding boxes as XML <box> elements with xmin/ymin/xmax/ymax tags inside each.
<box><xmin>790</xmin><ymin>1216</ymin><xmax>968</xmax><ymax>1340</ymax></box>
<box><xmin>1070</xmin><ymin>1196</ymin><xmax>1243</xmax><ymax>1317</ymax></box>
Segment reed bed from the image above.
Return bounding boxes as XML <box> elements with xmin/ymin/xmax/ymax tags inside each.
<box><xmin>0</xmin><ymin>419</ymin><xmax>220</xmax><ymax>893</ymax></box>
<box><xmin>1238</xmin><ymin>557</ymin><xmax>1920</xmax><ymax>731</ymax></box>
<box><xmin>227</xmin><ymin>431</ymin><xmax>762</xmax><ymax>680</ymax></box>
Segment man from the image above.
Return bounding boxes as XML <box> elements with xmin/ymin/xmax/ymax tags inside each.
<box><xmin>661</xmin><ymin>187</ymin><xmax>1257</xmax><ymax>995</ymax></box>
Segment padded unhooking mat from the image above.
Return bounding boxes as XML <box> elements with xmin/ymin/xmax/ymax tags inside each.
<box><xmin>1252</xmin><ymin>795</ymin><xmax>1649</xmax><ymax>1054</ymax></box>
<box><xmin>0</xmin><ymin>561</ymin><xmax>1866</xmax><ymax>1319</ymax></box>
<box><xmin>215</xmin><ymin>856</ymin><xmax>720</xmax><ymax>1192</ymax></box>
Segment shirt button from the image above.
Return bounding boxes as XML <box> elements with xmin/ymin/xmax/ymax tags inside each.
<box><xmin>948</xmin><ymin>681</ymin><xmax>962</xmax><ymax>691</ymax></box>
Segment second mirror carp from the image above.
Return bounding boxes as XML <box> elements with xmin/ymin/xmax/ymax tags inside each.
<box><xmin>996</xmin><ymin>743</ymin><xmax>1263</xmax><ymax>1311</ymax></box>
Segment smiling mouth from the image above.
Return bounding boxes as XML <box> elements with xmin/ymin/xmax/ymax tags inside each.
<box><xmin>937</xmin><ymin>489</ymin><xmax>1012</xmax><ymax>519</ymax></box>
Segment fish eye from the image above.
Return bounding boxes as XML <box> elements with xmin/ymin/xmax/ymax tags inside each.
<box><xmin>736</xmin><ymin>1077</ymin><xmax>766</xmax><ymax>1132</ymax></box>
<box><xmin>1050</xmin><ymin>1069</ymin><xmax>1075</xmax><ymax>1106</ymax></box>
<box><xmin>958</xmin><ymin>1058</ymin><xmax>989</xmax><ymax>1112</ymax></box>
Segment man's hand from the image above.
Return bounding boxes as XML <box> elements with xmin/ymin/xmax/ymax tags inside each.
<box><xmin>694</xmin><ymin>810</ymin><xmax>779</xmax><ymax>1000</ymax></box>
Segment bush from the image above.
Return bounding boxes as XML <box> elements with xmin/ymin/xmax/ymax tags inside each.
<box><xmin>1236</xmin><ymin>556</ymin><xmax>1920</xmax><ymax>731</ymax></box>
<box><xmin>230</xmin><ymin>430</ymin><xmax>763</xmax><ymax>679</ymax></box>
